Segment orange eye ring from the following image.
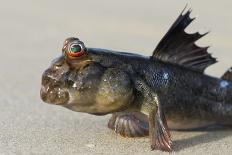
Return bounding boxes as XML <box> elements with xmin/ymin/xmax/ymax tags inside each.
<box><xmin>67</xmin><ymin>43</ymin><xmax>86</xmax><ymax>58</ymax></box>
<box><xmin>67</xmin><ymin>50</ymin><xmax>85</xmax><ymax>57</ymax></box>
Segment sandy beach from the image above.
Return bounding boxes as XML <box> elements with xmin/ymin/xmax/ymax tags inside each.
<box><xmin>0</xmin><ymin>0</ymin><xmax>232</xmax><ymax>154</ymax></box>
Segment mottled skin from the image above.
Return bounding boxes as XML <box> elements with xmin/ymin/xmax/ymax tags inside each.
<box><xmin>40</xmin><ymin>9</ymin><xmax>232</xmax><ymax>152</ymax></box>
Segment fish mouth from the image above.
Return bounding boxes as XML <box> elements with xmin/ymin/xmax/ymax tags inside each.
<box><xmin>40</xmin><ymin>85</ymin><xmax>69</xmax><ymax>105</ymax></box>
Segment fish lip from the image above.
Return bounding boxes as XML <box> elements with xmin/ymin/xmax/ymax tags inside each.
<box><xmin>40</xmin><ymin>85</ymin><xmax>69</xmax><ymax>105</ymax></box>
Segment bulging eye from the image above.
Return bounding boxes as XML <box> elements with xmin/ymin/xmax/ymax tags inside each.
<box><xmin>71</xmin><ymin>44</ymin><xmax>82</xmax><ymax>53</ymax></box>
<box><xmin>67</xmin><ymin>43</ymin><xmax>85</xmax><ymax>58</ymax></box>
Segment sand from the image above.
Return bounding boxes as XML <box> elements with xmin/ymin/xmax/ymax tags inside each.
<box><xmin>0</xmin><ymin>0</ymin><xmax>232</xmax><ymax>154</ymax></box>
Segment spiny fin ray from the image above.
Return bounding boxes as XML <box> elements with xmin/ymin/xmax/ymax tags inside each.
<box><xmin>152</xmin><ymin>7</ymin><xmax>217</xmax><ymax>73</ymax></box>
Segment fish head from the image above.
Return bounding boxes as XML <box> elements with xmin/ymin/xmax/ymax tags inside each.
<box><xmin>40</xmin><ymin>37</ymin><xmax>103</xmax><ymax>107</ymax></box>
<box><xmin>41</xmin><ymin>37</ymin><xmax>134</xmax><ymax>115</ymax></box>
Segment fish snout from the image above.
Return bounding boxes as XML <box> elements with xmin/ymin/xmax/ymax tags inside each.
<box><xmin>40</xmin><ymin>85</ymin><xmax>69</xmax><ymax>105</ymax></box>
<box><xmin>40</xmin><ymin>69</ymin><xmax>69</xmax><ymax>105</ymax></box>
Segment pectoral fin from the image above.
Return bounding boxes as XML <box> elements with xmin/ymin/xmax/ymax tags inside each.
<box><xmin>133</xmin><ymin>78</ymin><xmax>172</xmax><ymax>151</ymax></box>
<box><xmin>149</xmin><ymin>106</ymin><xmax>172</xmax><ymax>152</ymax></box>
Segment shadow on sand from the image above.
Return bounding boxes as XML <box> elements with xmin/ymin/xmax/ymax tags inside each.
<box><xmin>173</xmin><ymin>125</ymin><xmax>232</xmax><ymax>151</ymax></box>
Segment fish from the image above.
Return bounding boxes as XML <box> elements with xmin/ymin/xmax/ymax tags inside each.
<box><xmin>40</xmin><ymin>7</ymin><xmax>232</xmax><ymax>152</ymax></box>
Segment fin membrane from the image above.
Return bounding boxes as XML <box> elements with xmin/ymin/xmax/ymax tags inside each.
<box><xmin>152</xmin><ymin>7</ymin><xmax>217</xmax><ymax>73</ymax></box>
<box><xmin>108</xmin><ymin>112</ymin><xmax>149</xmax><ymax>137</ymax></box>
<box><xmin>150</xmin><ymin>107</ymin><xmax>172</xmax><ymax>152</ymax></box>
<box><xmin>221</xmin><ymin>67</ymin><xmax>232</xmax><ymax>82</ymax></box>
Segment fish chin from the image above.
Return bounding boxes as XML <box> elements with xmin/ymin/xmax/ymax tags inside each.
<box><xmin>40</xmin><ymin>86</ymin><xmax>69</xmax><ymax>105</ymax></box>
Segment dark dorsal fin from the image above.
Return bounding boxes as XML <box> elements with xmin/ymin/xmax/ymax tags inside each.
<box><xmin>221</xmin><ymin>67</ymin><xmax>232</xmax><ymax>82</ymax></box>
<box><xmin>152</xmin><ymin>7</ymin><xmax>217</xmax><ymax>73</ymax></box>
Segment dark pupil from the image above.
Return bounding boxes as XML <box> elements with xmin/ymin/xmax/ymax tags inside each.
<box><xmin>71</xmin><ymin>45</ymin><xmax>81</xmax><ymax>53</ymax></box>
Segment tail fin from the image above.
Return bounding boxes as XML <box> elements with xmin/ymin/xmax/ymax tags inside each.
<box><xmin>221</xmin><ymin>67</ymin><xmax>232</xmax><ymax>82</ymax></box>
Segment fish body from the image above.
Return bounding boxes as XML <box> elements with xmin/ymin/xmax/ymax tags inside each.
<box><xmin>84</xmin><ymin>48</ymin><xmax>232</xmax><ymax>128</ymax></box>
<box><xmin>40</xmin><ymin>8</ymin><xmax>232</xmax><ymax>152</ymax></box>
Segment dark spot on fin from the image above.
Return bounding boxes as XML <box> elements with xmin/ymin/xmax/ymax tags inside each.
<box><xmin>221</xmin><ymin>67</ymin><xmax>232</xmax><ymax>82</ymax></box>
<box><xmin>152</xmin><ymin>6</ymin><xmax>217</xmax><ymax>73</ymax></box>
<box><xmin>151</xmin><ymin>107</ymin><xmax>172</xmax><ymax>152</ymax></box>
<box><xmin>108</xmin><ymin>112</ymin><xmax>149</xmax><ymax>137</ymax></box>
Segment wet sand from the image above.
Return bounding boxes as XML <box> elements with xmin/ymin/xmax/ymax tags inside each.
<box><xmin>0</xmin><ymin>0</ymin><xmax>232</xmax><ymax>154</ymax></box>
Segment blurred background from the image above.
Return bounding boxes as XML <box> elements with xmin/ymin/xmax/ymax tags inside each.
<box><xmin>0</xmin><ymin>0</ymin><xmax>232</xmax><ymax>154</ymax></box>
